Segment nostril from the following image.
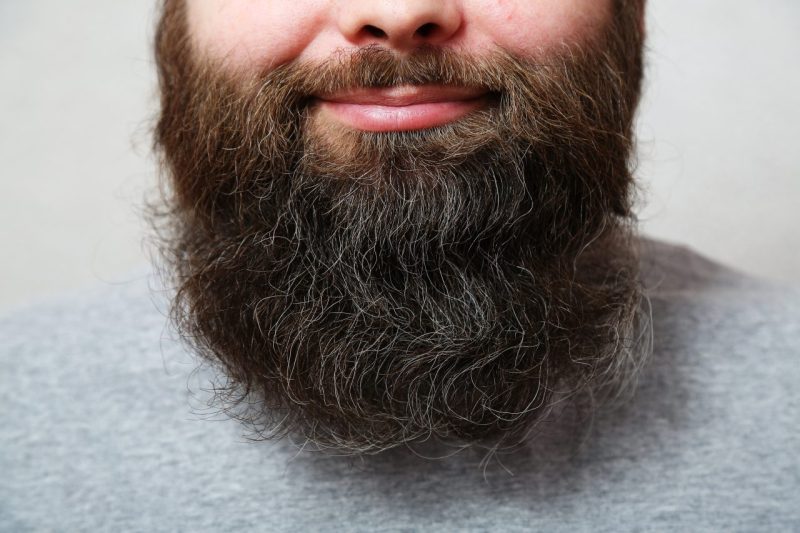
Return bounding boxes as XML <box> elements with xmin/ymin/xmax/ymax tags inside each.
<box><xmin>414</xmin><ymin>23</ymin><xmax>438</xmax><ymax>38</ymax></box>
<box><xmin>363</xmin><ymin>25</ymin><xmax>387</xmax><ymax>39</ymax></box>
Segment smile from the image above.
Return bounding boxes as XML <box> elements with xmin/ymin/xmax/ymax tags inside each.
<box><xmin>314</xmin><ymin>85</ymin><xmax>491</xmax><ymax>132</ymax></box>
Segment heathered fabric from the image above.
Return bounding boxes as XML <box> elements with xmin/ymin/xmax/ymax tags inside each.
<box><xmin>1</xmin><ymin>237</ymin><xmax>798</xmax><ymax>532</ymax></box>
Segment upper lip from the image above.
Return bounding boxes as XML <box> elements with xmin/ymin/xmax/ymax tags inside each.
<box><xmin>317</xmin><ymin>85</ymin><xmax>489</xmax><ymax>106</ymax></box>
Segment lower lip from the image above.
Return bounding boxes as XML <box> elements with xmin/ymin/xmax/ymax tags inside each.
<box><xmin>316</xmin><ymin>97</ymin><xmax>488</xmax><ymax>132</ymax></box>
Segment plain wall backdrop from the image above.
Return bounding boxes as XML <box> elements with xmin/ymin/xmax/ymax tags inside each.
<box><xmin>1</xmin><ymin>1</ymin><xmax>799</xmax><ymax>312</ymax></box>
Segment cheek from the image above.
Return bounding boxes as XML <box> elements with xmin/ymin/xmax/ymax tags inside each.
<box><xmin>466</xmin><ymin>0</ymin><xmax>613</xmax><ymax>56</ymax></box>
<box><xmin>186</xmin><ymin>0</ymin><xmax>327</xmax><ymax>69</ymax></box>
<box><xmin>185</xmin><ymin>0</ymin><xmax>613</xmax><ymax>71</ymax></box>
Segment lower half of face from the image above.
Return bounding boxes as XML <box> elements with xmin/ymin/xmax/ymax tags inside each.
<box><xmin>151</xmin><ymin>0</ymin><xmax>647</xmax><ymax>455</ymax></box>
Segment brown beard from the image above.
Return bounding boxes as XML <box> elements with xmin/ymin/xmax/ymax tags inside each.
<box><xmin>151</xmin><ymin>0</ymin><xmax>649</xmax><ymax>456</ymax></box>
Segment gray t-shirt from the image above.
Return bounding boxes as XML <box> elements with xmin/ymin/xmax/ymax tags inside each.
<box><xmin>1</xmin><ymin>238</ymin><xmax>798</xmax><ymax>532</ymax></box>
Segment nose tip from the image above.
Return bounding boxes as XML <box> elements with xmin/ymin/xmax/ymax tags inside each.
<box><xmin>338</xmin><ymin>0</ymin><xmax>462</xmax><ymax>51</ymax></box>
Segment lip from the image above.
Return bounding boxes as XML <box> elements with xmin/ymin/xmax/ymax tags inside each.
<box><xmin>314</xmin><ymin>85</ymin><xmax>490</xmax><ymax>132</ymax></box>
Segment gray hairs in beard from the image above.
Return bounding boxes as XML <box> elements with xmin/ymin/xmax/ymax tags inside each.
<box><xmin>150</xmin><ymin>0</ymin><xmax>651</xmax><ymax>459</ymax></box>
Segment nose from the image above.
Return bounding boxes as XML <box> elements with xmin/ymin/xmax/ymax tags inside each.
<box><xmin>337</xmin><ymin>0</ymin><xmax>463</xmax><ymax>51</ymax></box>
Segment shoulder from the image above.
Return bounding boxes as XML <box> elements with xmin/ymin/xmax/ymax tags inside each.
<box><xmin>636</xmin><ymin>235</ymin><xmax>800</xmax><ymax>367</ymax></box>
<box><xmin>0</xmin><ymin>267</ymin><xmax>170</xmax><ymax>353</ymax></box>
<box><xmin>637</xmin><ymin>235</ymin><xmax>784</xmax><ymax>293</ymax></box>
<box><xmin>0</xmin><ymin>266</ymin><xmax>193</xmax><ymax>417</ymax></box>
<box><xmin>0</xmin><ymin>267</ymin><xmax>192</xmax><ymax>434</ymax></box>
<box><xmin>0</xmin><ymin>268</ymin><xmax>183</xmax><ymax>394</ymax></box>
<box><xmin>0</xmin><ymin>269</ymin><xmax>222</xmax><ymax>531</ymax></box>
<box><xmin>637</xmin><ymin>236</ymin><xmax>800</xmax><ymax>330</ymax></box>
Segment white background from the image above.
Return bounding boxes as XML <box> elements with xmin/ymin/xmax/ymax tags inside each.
<box><xmin>1</xmin><ymin>1</ymin><xmax>798</xmax><ymax>312</ymax></box>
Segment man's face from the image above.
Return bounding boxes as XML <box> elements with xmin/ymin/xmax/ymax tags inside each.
<box><xmin>153</xmin><ymin>0</ymin><xmax>646</xmax><ymax>456</ymax></box>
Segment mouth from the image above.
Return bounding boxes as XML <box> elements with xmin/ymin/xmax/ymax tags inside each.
<box><xmin>313</xmin><ymin>85</ymin><xmax>492</xmax><ymax>132</ymax></box>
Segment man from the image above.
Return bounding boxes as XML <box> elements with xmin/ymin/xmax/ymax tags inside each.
<box><xmin>1</xmin><ymin>0</ymin><xmax>798</xmax><ymax>531</ymax></box>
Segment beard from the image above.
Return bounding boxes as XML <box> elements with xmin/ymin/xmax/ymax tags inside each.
<box><xmin>151</xmin><ymin>0</ymin><xmax>649</xmax><ymax>456</ymax></box>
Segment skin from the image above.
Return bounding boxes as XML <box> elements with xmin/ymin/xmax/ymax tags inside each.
<box><xmin>186</xmin><ymin>0</ymin><xmax>613</xmax><ymax>70</ymax></box>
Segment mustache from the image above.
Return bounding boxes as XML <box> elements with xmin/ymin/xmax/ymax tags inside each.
<box><xmin>233</xmin><ymin>45</ymin><xmax>560</xmax><ymax>109</ymax></box>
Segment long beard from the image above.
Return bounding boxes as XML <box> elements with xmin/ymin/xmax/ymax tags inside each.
<box><xmin>151</xmin><ymin>0</ymin><xmax>649</xmax><ymax>455</ymax></box>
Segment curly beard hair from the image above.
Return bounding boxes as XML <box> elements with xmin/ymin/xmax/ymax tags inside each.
<box><xmin>151</xmin><ymin>0</ymin><xmax>650</xmax><ymax>456</ymax></box>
